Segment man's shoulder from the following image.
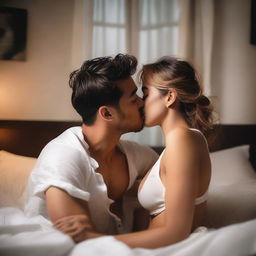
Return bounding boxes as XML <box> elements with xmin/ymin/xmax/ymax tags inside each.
<box><xmin>44</xmin><ymin>126</ymin><xmax>85</xmax><ymax>149</ymax></box>
<box><xmin>119</xmin><ymin>140</ymin><xmax>159</xmax><ymax>159</ymax></box>
<box><xmin>39</xmin><ymin>126</ymin><xmax>89</xmax><ymax>160</ymax></box>
<box><xmin>119</xmin><ymin>140</ymin><xmax>159</xmax><ymax>179</ymax></box>
<box><xmin>120</xmin><ymin>139</ymin><xmax>150</xmax><ymax>151</ymax></box>
<box><xmin>54</xmin><ymin>126</ymin><xmax>83</xmax><ymax>143</ymax></box>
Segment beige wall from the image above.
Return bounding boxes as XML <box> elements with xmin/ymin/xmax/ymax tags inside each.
<box><xmin>0</xmin><ymin>0</ymin><xmax>256</xmax><ymax>123</ymax></box>
<box><xmin>212</xmin><ymin>0</ymin><xmax>256</xmax><ymax>124</ymax></box>
<box><xmin>0</xmin><ymin>0</ymin><xmax>79</xmax><ymax>121</ymax></box>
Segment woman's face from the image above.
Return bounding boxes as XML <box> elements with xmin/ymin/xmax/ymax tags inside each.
<box><xmin>142</xmin><ymin>82</ymin><xmax>167</xmax><ymax>127</ymax></box>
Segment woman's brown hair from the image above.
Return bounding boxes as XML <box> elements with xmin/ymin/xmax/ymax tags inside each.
<box><xmin>141</xmin><ymin>56</ymin><xmax>214</xmax><ymax>138</ymax></box>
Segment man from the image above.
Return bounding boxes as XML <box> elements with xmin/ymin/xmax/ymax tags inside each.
<box><xmin>24</xmin><ymin>54</ymin><xmax>158</xmax><ymax>240</ymax></box>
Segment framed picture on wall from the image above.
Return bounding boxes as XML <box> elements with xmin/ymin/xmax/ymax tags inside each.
<box><xmin>0</xmin><ymin>6</ymin><xmax>27</xmax><ymax>61</ymax></box>
<box><xmin>251</xmin><ymin>0</ymin><xmax>256</xmax><ymax>45</ymax></box>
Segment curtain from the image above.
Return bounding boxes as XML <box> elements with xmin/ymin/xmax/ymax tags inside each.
<box><xmin>123</xmin><ymin>0</ymin><xmax>180</xmax><ymax>146</ymax></box>
<box><xmin>178</xmin><ymin>0</ymin><xmax>214</xmax><ymax>96</ymax></box>
<box><xmin>138</xmin><ymin>0</ymin><xmax>180</xmax><ymax>64</ymax></box>
<box><xmin>71</xmin><ymin>0</ymin><xmax>93</xmax><ymax>70</ymax></box>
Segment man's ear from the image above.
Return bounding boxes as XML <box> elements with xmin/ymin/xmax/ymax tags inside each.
<box><xmin>165</xmin><ymin>89</ymin><xmax>177</xmax><ymax>108</ymax></box>
<box><xmin>98</xmin><ymin>106</ymin><xmax>113</xmax><ymax>121</ymax></box>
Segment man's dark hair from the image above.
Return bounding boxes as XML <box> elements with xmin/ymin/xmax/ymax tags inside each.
<box><xmin>69</xmin><ymin>53</ymin><xmax>137</xmax><ymax>125</ymax></box>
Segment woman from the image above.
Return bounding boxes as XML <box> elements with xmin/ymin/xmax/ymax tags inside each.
<box><xmin>55</xmin><ymin>57</ymin><xmax>214</xmax><ymax>249</ymax></box>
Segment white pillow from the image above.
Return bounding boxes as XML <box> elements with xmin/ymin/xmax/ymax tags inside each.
<box><xmin>0</xmin><ymin>151</ymin><xmax>36</xmax><ymax>209</ymax></box>
<box><xmin>210</xmin><ymin>145</ymin><xmax>256</xmax><ymax>186</ymax></box>
<box><xmin>206</xmin><ymin>145</ymin><xmax>256</xmax><ymax>228</ymax></box>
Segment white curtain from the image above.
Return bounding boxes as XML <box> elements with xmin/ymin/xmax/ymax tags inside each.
<box><xmin>123</xmin><ymin>0</ymin><xmax>180</xmax><ymax>146</ymax></box>
<box><xmin>70</xmin><ymin>0</ymin><xmax>93</xmax><ymax>70</ymax></box>
<box><xmin>178</xmin><ymin>0</ymin><xmax>214</xmax><ymax>96</ymax></box>
<box><xmin>138</xmin><ymin>0</ymin><xmax>180</xmax><ymax>63</ymax></box>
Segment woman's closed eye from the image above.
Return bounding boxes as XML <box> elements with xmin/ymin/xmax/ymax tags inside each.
<box><xmin>142</xmin><ymin>86</ymin><xmax>149</xmax><ymax>101</ymax></box>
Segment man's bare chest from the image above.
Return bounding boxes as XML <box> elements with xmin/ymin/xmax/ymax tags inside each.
<box><xmin>95</xmin><ymin>154</ymin><xmax>129</xmax><ymax>200</ymax></box>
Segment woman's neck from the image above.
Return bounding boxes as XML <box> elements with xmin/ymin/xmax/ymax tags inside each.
<box><xmin>160</xmin><ymin>110</ymin><xmax>189</xmax><ymax>137</ymax></box>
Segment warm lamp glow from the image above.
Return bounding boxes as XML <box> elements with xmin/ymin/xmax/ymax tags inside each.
<box><xmin>0</xmin><ymin>82</ymin><xmax>16</xmax><ymax>117</ymax></box>
<box><xmin>0</xmin><ymin>128</ymin><xmax>18</xmax><ymax>148</ymax></box>
<box><xmin>0</xmin><ymin>84</ymin><xmax>9</xmax><ymax>115</ymax></box>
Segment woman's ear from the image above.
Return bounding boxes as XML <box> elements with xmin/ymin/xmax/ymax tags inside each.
<box><xmin>165</xmin><ymin>89</ymin><xmax>177</xmax><ymax>108</ymax></box>
<box><xmin>98</xmin><ymin>106</ymin><xmax>113</xmax><ymax>121</ymax></box>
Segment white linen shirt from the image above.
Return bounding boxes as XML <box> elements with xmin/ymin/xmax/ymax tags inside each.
<box><xmin>24</xmin><ymin>127</ymin><xmax>158</xmax><ymax>234</ymax></box>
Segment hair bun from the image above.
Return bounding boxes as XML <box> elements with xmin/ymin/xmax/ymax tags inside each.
<box><xmin>197</xmin><ymin>95</ymin><xmax>210</xmax><ymax>107</ymax></box>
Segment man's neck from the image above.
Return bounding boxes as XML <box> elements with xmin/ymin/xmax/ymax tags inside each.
<box><xmin>82</xmin><ymin>123</ymin><xmax>121</xmax><ymax>161</ymax></box>
<box><xmin>82</xmin><ymin>124</ymin><xmax>129</xmax><ymax>202</ymax></box>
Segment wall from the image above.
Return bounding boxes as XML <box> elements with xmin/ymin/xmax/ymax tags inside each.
<box><xmin>211</xmin><ymin>0</ymin><xmax>256</xmax><ymax>124</ymax></box>
<box><xmin>0</xmin><ymin>0</ymin><xmax>255</xmax><ymax>123</ymax></box>
<box><xmin>0</xmin><ymin>0</ymin><xmax>79</xmax><ymax>120</ymax></box>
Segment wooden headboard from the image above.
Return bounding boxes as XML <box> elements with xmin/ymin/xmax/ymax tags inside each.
<box><xmin>0</xmin><ymin>121</ymin><xmax>255</xmax><ymax>168</ymax></box>
<box><xmin>0</xmin><ymin>120</ymin><xmax>81</xmax><ymax>157</ymax></box>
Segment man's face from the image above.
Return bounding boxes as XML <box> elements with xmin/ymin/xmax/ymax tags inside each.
<box><xmin>115</xmin><ymin>77</ymin><xmax>144</xmax><ymax>133</ymax></box>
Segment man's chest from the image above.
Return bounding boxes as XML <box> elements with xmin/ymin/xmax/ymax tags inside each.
<box><xmin>96</xmin><ymin>153</ymin><xmax>130</xmax><ymax>200</ymax></box>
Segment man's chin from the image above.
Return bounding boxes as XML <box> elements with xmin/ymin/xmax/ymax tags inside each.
<box><xmin>138</xmin><ymin>119</ymin><xmax>145</xmax><ymax>131</ymax></box>
<box><xmin>129</xmin><ymin>121</ymin><xmax>145</xmax><ymax>133</ymax></box>
<box><xmin>134</xmin><ymin>125</ymin><xmax>144</xmax><ymax>133</ymax></box>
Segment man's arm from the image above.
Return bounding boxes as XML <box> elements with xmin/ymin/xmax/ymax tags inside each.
<box><xmin>45</xmin><ymin>187</ymin><xmax>98</xmax><ymax>242</ymax></box>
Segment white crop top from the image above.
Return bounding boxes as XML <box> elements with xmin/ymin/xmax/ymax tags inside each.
<box><xmin>138</xmin><ymin>131</ymin><xmax>208</xmax><ymax>216</ymax></box>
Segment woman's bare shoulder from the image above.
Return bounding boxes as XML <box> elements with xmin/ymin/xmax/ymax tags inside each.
<box><xmin>163</xmin><ymin>128</ymin><xmax>209</xmax><ymax>163</ymax></box>
<box><xmin>165</xmin><ymin>127</ymin><xmax>205</xmax><ymax>148</ymax></box>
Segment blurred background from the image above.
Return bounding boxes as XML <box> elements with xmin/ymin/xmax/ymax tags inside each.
<box><xmin>0</xmin><ymin>0</ymin><xmax>255</xmax><ymax>146</ymax></box>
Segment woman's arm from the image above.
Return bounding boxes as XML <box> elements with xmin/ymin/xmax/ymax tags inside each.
<box><xmin>110</xmin><ymin>129</ymin><xmax>201</xmax><ymax>248</ymax></box>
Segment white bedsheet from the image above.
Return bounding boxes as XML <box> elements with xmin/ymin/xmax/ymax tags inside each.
<box><xmin>0</xmin><ymin>207</ymin><xmax>74</xmax><ymax>256</ymax></box>
<box><xmin>71</xmin><ymin>219</ymin><xmax>256</xmax><ymax>256</ymax></box>
<box><xmin>0</xmin><ymin>207</ymin><xmax>256</xmax><ymax>256</ymax></box>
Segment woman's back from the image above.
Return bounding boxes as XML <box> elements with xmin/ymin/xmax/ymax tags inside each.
<box><xmin>139</xmin><ymin>127</ymin><xmax>211</xmax><ymax>231</ymax></box>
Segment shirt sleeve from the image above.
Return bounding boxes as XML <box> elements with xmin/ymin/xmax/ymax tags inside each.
<box><xmin>29</xmin><ymin>142</ymin><xmax>91</xmax><ymax>202</ymax></box>
<box><xmin>132</xmin><ymin>142</ymin><xmax>159</xmax><ymax>178</ymax></box>
<box><xmin>121</xmin><ymin>140</ymin><xmax>159</xmax><ymax>178</ymax></box>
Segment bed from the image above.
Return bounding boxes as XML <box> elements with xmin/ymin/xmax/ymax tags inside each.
<box><xmin>0</xmin><ymin>120</ymin><xmax>256</xmax><ymax>256</ymax></box>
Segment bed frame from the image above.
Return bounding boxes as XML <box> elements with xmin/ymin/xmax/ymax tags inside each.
<box><xmin>0</xmin><ymin>120</ymin><xmax>255</xmax><ymax>169</ymax></box>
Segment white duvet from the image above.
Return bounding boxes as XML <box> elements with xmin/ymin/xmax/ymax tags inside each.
<box><xmin>0</xmin><ymin>207</ymin><xmax>255</xmax><ymax>256</ymax></box>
